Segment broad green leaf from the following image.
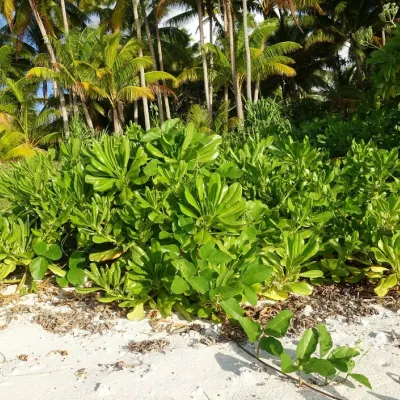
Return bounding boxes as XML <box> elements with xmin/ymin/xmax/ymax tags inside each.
<box><xmin>30</xmin><ymin>256</ymin><xmax>49</xmax><ymax>280</ymax></box>
<box><xmin>308</xmin><ymin>212</ymin><xmax>333</xmax><ymax>224</ymax></box>
<box><xmin>329</xmin><ymin>346</ymin><xmax>359</xmax><ymax>360</ymax></box>
<box><xmin>171</xmin><ymin>275</ymin><xmax>190</xmax><ymax>294</ymax></box>
<box><xmin>198</xmin><ymin>244</ymin><xmax>214</xmax><ymax>260</ymax></box>
<box><xmin>67</xmin><ymin>266</ymin><xmax>85</xmax><ymax>286</ymax></box>
<box><xmin>259</xmin><ymin>336</ymin><xmax>284</xmax><ymax>356</ymax></box>
<box><xmin>179</xmin><ymin>203</ymin><xmax>198</xmax><ymax>218</ymax></box>
<box><xmin>48</xmin><ymin>264</ymin><xmax>66</xmax><ymax>278</ymax></box>
<box><xmin>349</xmin><ymin>373</ymin><xmax>372</xmax><ymax>390</ymax></box>
<box><xmin>210</xmin><ymin>285</ymin><xmax>242</xmax><ymax>300</ymax></box>
<box><xmin>241</xmin><ymin>263</ymin><xmax>272</xmax><ymax>285</ymax></box>
<box><xmin>296</xmin><ymin>328</ymin><xmax>319</xmax><ymax>362</ymax></box>
<box><xmin>238</xmin><ymin>316</ymin><xmax>261</xmax><ymax>342</ymax></box>
<box><xmin>262</xmin><ymin>288</ymin><xmax>289</xmax><ymax>301</ymax></box>
<box><xmin>299</xmin><ymin>270</ymin><xmax>324</xmax><ymax>279</ymax></box>
<box><xmin>56</xmin><ymin>276</ymin><xmax>69</xmax><ymax>288</ymax></box>
<box><xmin>208</xmin><ymin>173</ymin><xmax>222</xmax><ymax>206</ymax></box>
<box><xmin>181</xmin><ymin>123</ymin><xmax>194</xmax><ymax>152</ymax></box>
<box><xmin>184</xmin><ymin>187</ymin><xmax>200</xmax><ymax>212</ymax></box>
<box><xmin>69</xmin><ymin>251</ymin><xmax>87</xmax><ymax>269</ymax></box>
<box><xmin>374</xmin><ymin>274</ymin><xmax>397</xmax><ymax>297</ymax></box>
<box><xmin>317</xmin><ymin>324</ymin><xmax>333</xmax><ymax>358</ymax></box>
<box><xmin>46</xmin><ymin>244</ymin><xmax>62</xmax><ymax>261</ymax></box>
<box><xmin>193</xmin><ymin>229</ymin><xmax>212</xmax><ymax>244</ymax></box>
<box><xmin>243</xmin><ymin>284</ymin><xmax>257</xmax><ymax>305</ymax></box>
<box><xmin>189</xmin><ymin>276</ymin><xmax>210</xmax><ymax>294</ymax></box>
<box><xmin>265</xmin><ymin>310</ymin><xmax>293</xmax><ymax>338</ymax></box>
<box><xmin>173</xmin><ymin>259</ymin><xmax>195</xmax><ymax>280</ymax></box>
<box><xmin>127</xmin><ymin>303</ymin><xmax>145</xmax><ymax>320</ymax></box>
<box><xmin>286</xmin><ymin>282</ymin><xmax>313</xmax><ymax>296</ymax></box>
<box><xmin>303</xmin><ymin>358</ymin><xmax>336</xmax><ymax>377</ymax></box>
<box><xmin>89</xmin><ymin>247</ymin><xmax>125</xmax><ymax>262</ymax></box>
<box><xmin>280</xmin><ymin>351</ymin><xmax>298</xmax><ymax>373</ymax></box>
<box><xmin>199</xmin><ymin>245</ymin><xmax>232</xmax><ymax>265</ymax></box>
<box><xmin>220</xmin><ymin>298</ymin><xmax>243</xmax><ymax>320</ymax></box>
<box><xmin>33</xmin><ymin>241</ymin><xmax>47</xmax><ymax>257</ymax></box>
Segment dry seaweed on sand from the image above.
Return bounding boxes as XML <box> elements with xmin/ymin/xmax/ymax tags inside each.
<box><xmin>33</xmin><ymin>308</ymin><xmax>115</xmax><ymax>334</ymax></box>
<box><xmin>126</xmin><ymin>339</ymin><xmax>170</xmax><ymax>354</ymax></box>
<box><xmin>245</xmin><ymin>284</ymin><xmax>380</xmax><ymax>336</ymax></box>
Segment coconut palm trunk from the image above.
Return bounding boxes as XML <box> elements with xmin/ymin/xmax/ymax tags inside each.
<box><xmin>197</xmin><ymin>0</ymin><xmax>212</xmax><ymax>121</ymax></box>
<box><xmin>242</xmin><ymin>0</ymin><xmax>252</xmax><ymax>101</ymax></box>
<box><xmin>82</xmin><ymin>100</ymin><xmax>94</xmax><ymax>130</ymax></box>
<box><xmin>142</xmin><ymin>3</ymin><xmax>164</xmax><ymax>124</ymax></box>
<box><xmin>154</xmin><ymin>8</ymin><xmax>171</xmax><ymax>120</ymax></box>
<box><xmin>253</xmin><ymin>40</ymin><xmax>264</xmax><ymax>102</ymax></box>
<box><xmin>225</xmin><ymin>0</ymin><xmax>243</xmax><ymax>120</ymax></box>
<box><xmin>222</xmin><ymin>0</ymin><xmax>228</xmax><ymax>35</ymax></box>
<box><xmin>58</xmin><ymin>0</ymin><xmax>95</xmax><ymax>130</ymax></box>
<box><xmin>209</xmin><ymin>15</ymin><xmax>214</xmax><ymax>115</ymax></box>
<box><xmin>133</xmin><ymin>0</ymin><xmax>151</xmax><ymax>131</ymax></box>
<box><xmin>112</xmin><ymin>103</ymin><xmax>123</xmax><ymax>134</ymax></box>
<box><xmin>60</xmin><ymin>0</ymin><xmax>69</xmax><ymax>33</ymax></box>
<box><xmin>28</xmin><ymin>0</ymin><xmax>70</xmax><ymax>137</ymax></box>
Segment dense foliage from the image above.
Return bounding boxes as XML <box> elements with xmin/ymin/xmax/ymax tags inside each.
<box><xmin>1</xmin><ymin>115</ymin><xmax>400</xmax><ymax>305</ymax></box>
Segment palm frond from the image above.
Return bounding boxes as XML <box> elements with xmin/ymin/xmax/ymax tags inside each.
<box><xmin>3</xmin><ymin>143</ymin><xmax>39</xmax><ymax>160</ymax></box>
<box><xmin>26</xmin><ymin>67</ymin><xmax>59</xmax><ymax>80</ymax></box>
<box><xmin>175</xmin><ymin>67</ymin><xmax>204</xmax><ymax>87</ymax></box>
<box><xmin>119</xmin><ymin>86</ymin><xmax>154</xmax><ymax>101</ymax></box>
<box><xmin>144</xmin><ymin>71</ymin><xmax>176</xmax><ymax>84</ymax></box>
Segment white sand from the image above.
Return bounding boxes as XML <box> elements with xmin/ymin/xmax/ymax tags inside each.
<box><xmin>0</xmin><ymin>293</ymin><xmax>399</xmax><ymax>400</ymax></box>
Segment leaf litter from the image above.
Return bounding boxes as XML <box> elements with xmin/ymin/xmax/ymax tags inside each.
<box><xmin>244</xmin><ymin>283</ymin><xmax>392</xmax><ymax>336</ymax></box>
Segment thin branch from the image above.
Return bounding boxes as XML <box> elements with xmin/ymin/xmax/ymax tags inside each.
<box><xmin>236</xmin><ymin>343</ymin><xmax>344</xmax><ymax>400</ymax></box>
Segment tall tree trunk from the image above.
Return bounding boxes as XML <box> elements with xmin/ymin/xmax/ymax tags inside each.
<box><xmin>118</xmin><ymin>101</ymin><xmax>125</xmax><ymax>126</ymax></box>
<box><xmin>224</xmin><ymin>84</ymin><xmax>229</xmax><ymax>125</ymax></box>
<box><xmin>253</xmin><ymin>39</ymin><xmax>264</xmax><ymax>103</ymax></box>
<box><xmin>133</xmin><ymin>0</ymin><xmax>151</xmax><ymax>131</ymax></box>
<box><xmin>112</xmin><ymin>103</ymin><xmax>122</xmax><ymax>135</ymax></box>
<box><xmin>134</xmin><ymin>100</ymin><xmax>139</xmax><ymax>124</ymax></box>
<box><xmin>142</xmin><ymin>2</ymin><xmax>164</xmax><ymax>124</ymax></box>
<box><xmin>253</xmin><ymin>81</ymin><xmax>260</xmax><ymax>102</ymax></box>
<box><xmin>197</xmin><ymin>0</ymin><xmax>212</xmax><ymax>121</ymax></box>
<box><xmin>60</xmin><ymin>0</ymin><xmax>69</xmax><ymax>33</ymax></box>
<box><xmin>28</xmin><ymin>0</ymin><xmax>69</xmax><ymax>137</ymax></box>
<box><xmin>222</xmin><ymin>0</ymin><xmax>228</xmax><ymax>36</ymax></box>
<box><xmin>242</xmin><ymin>0</ymin><xmax>252</xmax><ymax>101</ymax></box>
<box><xmin>209</xmin><ymin>15</ymin><xmax>214</xmax><ymax>117</ymax></box>
<box><xmin>226</xmin><ymin>0</ymin><xmax>243</xmax><ymax>120</ymax></box>
<box><xmin>43</xmin><ymin>80</ymin><xmax>48</xmax><ymax>100</ymax></box>
<box><xmin>353</xmin><ymin>47</ymin><xmax>364</xmax><ymax>89</ymax></box>
<box><xmin>382</xmin><ymin>27</ymin><xmax>386</xmax><ymax>46</ymax></box>
<box><xmin>72</xmin><ymin>92</ymin><xmax>79</xmax><ymax>116</ymax></box>
<box><xmin>81</xmin><ymin>98</ymin><xmax>94</xmax><ymax>130</ymax></box>
<box><xmin>154</xmin><ymin>4</ymin><xmax>171</xmax><ymax>119</ymax></box>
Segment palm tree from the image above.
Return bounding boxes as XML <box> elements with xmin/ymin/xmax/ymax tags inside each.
<box><xmin>177</xmin><ymin>18</ymin><xmax>300</xmax><ymax>120</ymax></box>
<box><xmin>94</xmin><ymin>33</ymin><xmax>175</xmax><ymax>133</ymax></box>
<box><xmin>196</xmin><ymin>0</ymin><xmax>212</xmax><ymax>120</ymax></box>
<box><xmin>154</xmin><ymin>2</ymin><xmax>172</xmax><ymax>119</ymax></box>
<box><xmin>27</xmin><ymin>0</ymin><xmax>69</xmax><ymax>137</ymax></box>
<box><xmin>0</xmin><ymin>77</ymin><xmax>60</xmax><ymax>159</ymax></box>
<box><xmin>323</xmin><ymin>0</ymin><xmax>383</xmax><ymax>88</ymax></box>
<box><xmin>242</xmin><ymin>0</ymin><xmax>252</xmax><ymax>101</ymax></box>
<box><xmin>141</xmin><ymin>1</ymin><xmax>165</xmax><ymax>123</ymax></box>
<box><xmin>225</xmin><ymin>0</ymin><xmax>244</xmax><ymax>119</ymax></box>
<box><xmin>133</xmin><ymin>0</ymin><xmax>151</xmax><ymax>130</ymax></box>
<box><xmin>27</xmin><ymin>28</ymin><xmax>102</xmax><ymax>130</ymax></box>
